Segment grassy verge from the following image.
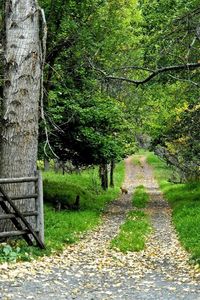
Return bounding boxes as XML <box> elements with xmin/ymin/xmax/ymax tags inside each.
<box><xmin>111</xmin><ymin>211</ymin><xmax>151</xmax><ymax>252</ymax></box>
<box><xmin>133</xmin><ymin>185</ymin><xmax>149</xmax><ymax>208</ymax></box>
<box><xmin>0</xmin><ymin>162</ymin><xmax>125</xmax><ymax>263</ymax></box>
<box><xmin>111</xmin><ymin>186</ymin><xmax>151</xmax><ymax>253</ymax></box>
<box><xmin>147</xmin><ymin>152</ymin><xmax>200</xmax><ymax>263</ymax></box>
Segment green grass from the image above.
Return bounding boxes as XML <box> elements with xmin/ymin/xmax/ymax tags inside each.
<box><xmin>133</xmin><ymin>185</ymin><xmax>149</xmax><ymax>208</ymax></box>
<box><xmin>43</xmin><ymin>162</ymin><xmax>125</xmax><ymax>211</ymax></box>
<box><xmin>0</xmin><ymin>162</ymin><xmax>125</xmax><ymax>262</ymax></box>
<box><xmin>137</xmin><ymin>148</ymin><xmax>149</xmax><ymax>155</ymax></box>
<box><xmin>111</xmin><ymin>184</ymin><xmax>150</xmax><ymax>253</ymax></box>
<box><xmin>132</xmin><ymin>156</ymin><xmax>142</xmax><ymax>166</ymax></box>
<box><xmin>111</xmin><ymin>211</ymin><xmax>151</xmax><ymax>252</ymax></box>
<box><xmin>147</xmin><ymin>152</ymin><xmax>200</xmax><ymax>263</ymax></box>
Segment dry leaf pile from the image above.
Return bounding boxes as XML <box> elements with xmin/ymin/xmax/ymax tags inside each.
<box><xmin>0</xmin><ymin>156</ymin><xmax>199</xmax><ymax>300</ymax></box>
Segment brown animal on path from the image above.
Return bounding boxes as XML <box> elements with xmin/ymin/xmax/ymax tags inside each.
<box><xmin>120</xmin><ymin>187</ymin><xmax>128</xmax><ymax>194</ymax></box>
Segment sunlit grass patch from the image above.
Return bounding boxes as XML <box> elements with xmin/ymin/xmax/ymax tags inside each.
<box><xmin>132</xmin><ymin>156</ymin><xmax>142</xmax><ymax>166</ymax></box>
<box><xmin>111</xmin><ymin>179</ymin><xmax>151</xmax><ymax>253</ymax></box>
<box><xmin>43</xmin><ymin>162</ymin><xmax>125</xmax><ymax>212</ymax></box>
<box><xmin>111</xmin><ymin>211</ymin><xmax>151</xmax><ymax>252</ymax></box>
<box><xmin>146</xmin><ymin>152</ymin><xmax>172</xmax><ymax>182</ymax></box>
<box><xmin>133</xmin><ymin>185</ymin><xmax>149</xmax><ymax>208</ymax></box>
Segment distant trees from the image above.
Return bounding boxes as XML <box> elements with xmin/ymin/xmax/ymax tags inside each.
<box><xmin>138</xmin><ymin>0</ymin><xmax>200</xmax><ymax>181</ymax></box>
<box><xmin>38</xmin><ymin>0</ymin><xmax>200</xmax><ymax>182</ymax></box>
<box><xmin>38</xmin><ymin>0</ymin><xmax>140</xmax><ymax>187</ymax></box>
<box><xmin>152</xmin><ymin>104</ymin><xmax>200</xmax><ymax>181</ymax></box>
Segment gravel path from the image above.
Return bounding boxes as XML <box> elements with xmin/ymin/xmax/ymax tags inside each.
<box><xmin>0</xmin><ymin>156</ymin><xmax>199</xmax><ymax>300</ymax></box>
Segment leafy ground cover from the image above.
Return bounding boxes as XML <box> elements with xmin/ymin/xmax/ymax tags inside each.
<box><xmin>0</xmin><ymin>162</ymin><xmax>125</xmax><ymax>263</ymax></box>
<box><xmin>111</xmin><ymin>185</ymin><xmax>151</xmax><ymax>252</ymax></box>
<box><xmin>147</xmin><ymin>152</ymin><xmax>200</xmax><ymax>263</ymax></box>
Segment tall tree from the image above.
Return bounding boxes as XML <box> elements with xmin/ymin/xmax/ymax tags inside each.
<box><xmin>0</xmin><ymin>0</ymin><xmax>45</xmax><ymax>230</ymax></box>
<box><xmin>38</xmin><ymin>0</ymin><xmax>140</xmax><ymax>165</ymax></box>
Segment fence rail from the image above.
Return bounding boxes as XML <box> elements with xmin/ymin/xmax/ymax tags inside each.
<box><xmin>0</xmin><ymin>194</ymin><xmax>38</xmax><ymax>202</ymax></box>
<box><xmin>0</xmin><ymin>211</ymin><xmax>38</xmax><ymax>220</ymax></box>
<box><xmin>0</xmin><ymin>177</ymin><xmax>38</xmax><ymax>183</ymax></box>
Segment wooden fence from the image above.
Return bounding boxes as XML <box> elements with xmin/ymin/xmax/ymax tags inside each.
<box><xmin>0</xmin><ymin>171</ymin><xmax>45</xmax><ymax>249</ymax></box>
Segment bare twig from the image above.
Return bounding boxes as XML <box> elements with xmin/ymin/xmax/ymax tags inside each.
<box><xmin>43</xmin><ymin>125</ymin><xmax>59</xmax><ymax>159</ymax></box>
<box><xmin>37</xmin><ymin>6</ymin><xmax>59</xmax><ymax>159</ymax></box>
<box><xmin>39</xmin><ymin>7</ymin><xmax>47</xmax><ymax>120</ymax></box>
<box><xmin>167</xmin><ymin>74</ymin><xmax>200</xmax><ymax>86</ymax></box>
<box><xmin>185</xmin><ymin>36</ymin><xmax>197</xmax><ymax>61</ymax></box>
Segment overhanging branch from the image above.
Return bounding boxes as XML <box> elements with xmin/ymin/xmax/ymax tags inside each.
<box><xmin>91</xmin><ymin>62</ymin><xmax>200</xmax><ymax>85</ymax></box>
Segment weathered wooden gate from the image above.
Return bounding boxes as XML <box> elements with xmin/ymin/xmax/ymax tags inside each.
<box><xmin>0</xmin><ymin>171</ymin><xmax>45</xmax><ymax>249</ymax></box>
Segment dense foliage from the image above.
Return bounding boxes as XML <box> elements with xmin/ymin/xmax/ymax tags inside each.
<box><xmin>38</xmin><ymin>0</ymin><xmax>141</xmax><ymax>167</ymax></box>
<box><xmin>153</xmin><ymin>104</ymin><xmax>200</xmax><ymax>181</ymax></box>
<box><xmin>126</xmin><ymin>0</ymin><xmax>200</xmax><ymax>181</ymax></box>
<box><xmin>0</xmin><ymin>0</ymin><xmax>199</xmax><ymax>181</ymax></box>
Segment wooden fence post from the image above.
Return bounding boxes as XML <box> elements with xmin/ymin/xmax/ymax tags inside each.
<box><xmin>36</xmin><ymin>171</ymin><xmax>44</xmax><ymax>243</ymax></box>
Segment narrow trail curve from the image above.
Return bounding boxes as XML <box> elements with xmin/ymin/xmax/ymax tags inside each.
<box><xmin>0</xmin><ymin>156</ymin><xmax>200</xmax><ymax>300</ymax></box>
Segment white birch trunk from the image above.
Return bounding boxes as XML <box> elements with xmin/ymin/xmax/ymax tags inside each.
<box><xmin>0</xmin><ymin>0</ymin><xmax>42</xmax><ymax>231</ymax></box>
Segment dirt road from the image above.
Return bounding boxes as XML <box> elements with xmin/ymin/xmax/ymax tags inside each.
<box><xmin>0</xmin><ymin>156</ymin><xmax>199</xmax><ymax>300</ymax></box>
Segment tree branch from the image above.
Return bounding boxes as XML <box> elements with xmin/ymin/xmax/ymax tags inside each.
<box><xmin>104</xmin><ymin>62</ymin><xmax>200</xmax><ymax>85</ymax></box>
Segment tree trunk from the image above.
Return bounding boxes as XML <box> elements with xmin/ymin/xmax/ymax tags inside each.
<box><xmin>0</xmin><ymin>0</ymin><xmax>43</xmax><ymax>231</ymax></box>
<box><xmin>61</xmin><ymin>161</ymin><xmax>65</xmax><ymax>175</ymax></box>
<box><xmin>99</xmin><ymin>164</ymin><xmax>108</xmax><ymax>190</ymax></box>
<box><xmin>54</xmin><ymin>159</ymin><xmax>65</xmax><ymax>173</ymax></box>
<box><xmin>104</xmin><ymin>164</ymin><xmax>108</xmax><ymax>190</ymax></box>
<box><xmin>110</xmin><ymin>160</ymin><xmax>115</xmax><ymax>187</ymax></box>
<box><xmin>44</xmin><ymin>159</ymin><xmax>50</xmax><ymax>171</ymax></box>
<box><xmin>54</xmin><ymin>159</ymin><xmax>59</xmax><ymax>173</ymax></box>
